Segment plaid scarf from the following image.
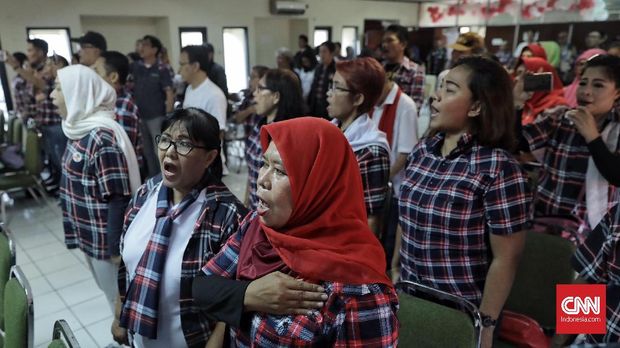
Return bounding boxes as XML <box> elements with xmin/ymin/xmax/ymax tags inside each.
<box><xmin>120</xmin><ymin>185</ymin><xmax>202</xmax><ymax>339</ymax></box>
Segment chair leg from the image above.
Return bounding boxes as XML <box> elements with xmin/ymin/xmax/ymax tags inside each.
<box><xmin>27</xmin><ymin>188</ymin><xmax>41</xmax><ymax>204</ymax></box>
<box><xmin>34</xmin><ymin>180</ymin><xmax>57</xmax><ymax>213</ymax></box>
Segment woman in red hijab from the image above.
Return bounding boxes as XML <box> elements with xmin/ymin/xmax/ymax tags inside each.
<box><xmin>514</xmin><ymin>57</ymin><xmax>569</xmax><ymax>125</ymax></box>
<box><xmin>520</xmin><ymin>43</ymin><xmax>547</xmax><ymax>60</ymax></box>
<box><xmin>193</xmin><ymin>117</ymin><xmax>399</xmax><ymax>347</ymax></box>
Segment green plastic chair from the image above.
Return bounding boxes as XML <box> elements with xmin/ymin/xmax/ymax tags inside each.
<box><xmin>0</xmin><ymin>129</ymin><xmax>49</xmax><ymax>223</ymax></box>
<box><xmin>396</xmin><ymin>280</ymin><xmax>482</xmax><ymax>348</ymax></box>
<box><xmin>503</xmin><ymin>230</ymin><xmax>576</xmax><ymax>331</ymax></box>
<box><xmin>47</xmin><ymin>320</ymin><xmax>80</xmax><ymax>348</ymax></box>
<box><xmin>9</xmin><ymin>119</ymin><xmax>23</xmax><ymax>148</ymax></box>
<box><xmin>3</xmin><ymin>266</ymin><xmax>33</xmax><ymax>348</ymax></box>
<box><xmin>0</xmin><ymin>225</ymin><xmax>16</xmax><ymax>334</ymax></box>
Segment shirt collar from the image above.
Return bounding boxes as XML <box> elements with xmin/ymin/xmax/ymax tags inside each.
<box><xmin>428</xmin><ymin>132</ymin><xmax>476</xmax><ymax>158</ymax></box>
<box><xmin>379</xmin><ymin>83</ymin><xmax>400</xmax><ymax>107</ymax></box>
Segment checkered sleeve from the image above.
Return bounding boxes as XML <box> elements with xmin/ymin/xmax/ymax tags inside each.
<box><xmin>92</xmin><ymin>131</ymin><xmax>133</xmax><ymax>200</ymax></box>
<box><xmin>12</xmin><ymin>79</ymin><xmax>36</xmax><ymax>119</ymax></box>
<box><xmin>202</xmin><ymin>212</ymin><xmax>255</xmax><ymax>278</ymax></box>
<box><xmin>409</xmin><ymin>65</ymin><xmax>426</xmax><ymax>110</ymax></box>
<box><xmin>356</xmin><ymin>146</ymin><xmax>390</xmax><ymax>215</ymax></box>
<box><xmin>521</xmin><ymin>107</ymin><xmax>565</xmax><ymax>152</ymax></box>
<box><xmin>483</xmin><ymin>154</ymin><xmax>531</xmax><ymax>235</ymax></box>
<box><xmin>334</xmin><ymin>285</ymin><xmax>399</xmax><ymax>347</ymax></box>
<box><xmin>572</xmin><ymin>210</ymin><xmax>612</xmax><ymax>284</ymax></box>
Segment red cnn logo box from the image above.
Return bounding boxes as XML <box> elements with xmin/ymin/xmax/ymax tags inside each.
<box><xmin>556</xmin><ymin>284</ymin><xmax>606</xmax><ymax>334</ymax></box>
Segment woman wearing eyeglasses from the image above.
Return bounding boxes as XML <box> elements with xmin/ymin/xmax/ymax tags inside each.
<box><xmin>326</xmin><ymin>57</ymin><xmax>390</xmax><ymax>236</ymax></box>
<box><xmin>113</xmin><ymin>107</ymin><xmax>248</xmax><ymax>348</ymax></box>
<box><xmin>245</xmin><ymin>68</ymin><xmax>304</xmax><ymax>210</ymax></box>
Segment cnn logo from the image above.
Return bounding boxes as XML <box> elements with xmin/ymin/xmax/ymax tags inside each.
<box><xmin>560</xmin><ymin>296</ymin><xmax>600</xmax><ymax>315</ymax></box>
<box><xmin>556</xmin><ymin>284</ymin><xmax>606</xmax><ymax>334</ymax></box>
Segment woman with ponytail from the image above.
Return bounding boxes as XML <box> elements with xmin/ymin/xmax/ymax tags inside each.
<box><xmin>113</xmin><ymin>107</ymin><xmax>248</xmax><ymax>348</ymax></box>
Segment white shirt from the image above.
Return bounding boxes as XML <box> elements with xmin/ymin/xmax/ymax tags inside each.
<box><xmin>370</xmin><ymin>84</ymin><xmax>419</xmax><ymax>196</ymax></box>
<box><xmin>123</xmin><ymin>182</ymin><xmax>206</xmax><ymax>348</ymax></box>
<box><xmin>294</xmin><ymin>68</ymin><xmax>315</xmax><ymax>101</ymax></box>
<box><xmin>183</xmin><ymin>77</ymin><xmax>227</xmax><ymax>131</ymax></box>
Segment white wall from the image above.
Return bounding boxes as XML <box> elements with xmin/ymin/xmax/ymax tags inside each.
<box><xmin>0</xmin><ymin>0</ymin><xmax>419</xmax><ymax>76</ymax></box>
<box><xmin>81</xmin><ymin>16</ymin><xmax>160</xmax><ymax>55</ymax></box>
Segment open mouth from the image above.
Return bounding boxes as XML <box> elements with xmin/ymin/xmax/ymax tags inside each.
<box><xmin>256</xmin><ymin>196</ymin><xmax>270</xmax><ymax>216</ymax></box>
<box><xmin>162</xmin><ymin>160</ymin><xmax>178</xmax><ymax>179</ymax></box>
<box><xmin>576</xmin><ymin>99</ymin><xmax>592</xmax><ymax>107</ymax></box>
<box><xmin>430</xmin><ymin>104</ymin><xmax>440</xmax><ymax>118</ymax></box>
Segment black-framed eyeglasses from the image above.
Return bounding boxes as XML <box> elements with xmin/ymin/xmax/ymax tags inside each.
<box><xmin>156</xmin><ymin>135</ymin><xmax>207</xmax><ymax>156</ymax></box>
<box><xmin>328</xmin><ymin>81</ymin><xmax>353</xmax><ymax>93</ymax></box>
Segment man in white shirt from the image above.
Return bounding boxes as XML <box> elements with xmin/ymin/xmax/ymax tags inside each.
<box><xmin>370</xmin><ymin>78</ymin><xmax>418</xmax><ymax>268</ymax></box>
<box><xmin>180</xmin><ymin>45</ymin><xmax>227</xmax><ymax>133</ymax></box>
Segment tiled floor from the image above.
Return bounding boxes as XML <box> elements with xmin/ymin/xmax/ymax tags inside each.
<box><xmin>7</xmin><ymin>167</ymin><xmax>247</xmax><ymax>348</ymax></box>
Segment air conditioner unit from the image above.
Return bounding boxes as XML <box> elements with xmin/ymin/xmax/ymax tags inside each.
<box><xmin>271</xmin><ymin>0</ymin><xmax>307</xmax><ymax>15</ymax></box>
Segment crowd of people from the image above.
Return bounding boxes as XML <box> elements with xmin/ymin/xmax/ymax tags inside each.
<box><xmin>2</xmin><ymin>23</ymin><xmax>619</xmax><ymax>347</ymax></box>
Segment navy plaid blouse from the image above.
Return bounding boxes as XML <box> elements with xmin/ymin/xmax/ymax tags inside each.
<box><xmin>572</xmin><ymin>203</ymin><xmax>620</xmax><ymax>343</ymax></box>
<box><xmin>398</xmin><ymin>133</ymin><xmax>531</xmax><ymax>304</ymax></box>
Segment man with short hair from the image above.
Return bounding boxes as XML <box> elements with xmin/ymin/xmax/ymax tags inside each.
<box><xmin>92</xmin><ymin>51</ymin><xmax>144</xmax><ymax>174</ymax></box>
<box><xmin>381</xmin><ymin>24</ymin><xmax>426</xmax><ymax>110</ymax></box>
<box><xmin>585</xmin><ymin>30</ymin><xmax>607</xmax><ymax>50</ymax></box>
<box><xmin>294</xmin><ymin>34</ymin><xmax>313</xmax><ymax>69</ymax></box>
<box><xmin>71</xmin><ymin>31</ymin><xmax>107</xmax><ymax>67</ymax></box>
<box><xmin>5</xmin><ymin>38</ymin><xmax>66</xmax><ymax>185</ymax></box>
<box><xmin>180</xmin><ymin>45</ymin><xmax>227</xmax><ymax>133</ymax></box>
<box><xmin>308</xmin><ymin>41</ymin><xmax>336</xmax><ymax>118</ymax></box>
<box><xmin>131</xmin><ymin>35</ymin><xmax>174</xmax><ymax>177</ymax></box>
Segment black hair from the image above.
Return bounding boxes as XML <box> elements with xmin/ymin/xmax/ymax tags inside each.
<box><xmin>12</xmin><ymin>52</ymin><xmax>27</xmax><ymax>66</ymax></box>
<box><xmin>320</xmin><ymin>41</ymin><xmax>336</xmax><ymax>53</ymax></box>
<box><xmin>385</xmin><ymin>24</ymin><xmax>409</xmax><ymax>48</ymax></box>
<box><xmin>300</xmin><ymin>48</ymin><xmax>318</xmax><ymax>70</ymax></box>
<box><xmin>450</xmin><ymin>56</ymin><xmax>516</xmax><ymax>152</ymax></box>
<box><xmin>299</xmin><ymin>34</ymin><xmax>308</xmax><ymax>43</ymax></box>
<box><xmin>72</xmin><ymin>53</ymin><xmax>80</xmax><ymax>63</ymax></box>
<box><xmin>583</xmin><ymin>54</ymin><xmax>620</xmax><ymax>88</ymax></box>
<box><xmin>142</xmin><ymin>35</ymin><xmax>163</xmax><ymax>55</ymax></box>
<box><xmin>334</xmin><ymin>42</ymin><xmax>341</xmax><ymax>49</ymax></box>
<box><xmin>181</xmin><ymin>45</ymin><xmax>210</xmax><ymax>74</ymax></box>
<box><xmin>27</xmin><ymin>38</ymin><xmax>48</xmax><ymax>54</ymax></box>
<box><xmin>204</xmin><ymin>43</ymin><xmax>214</xmax><ymax>55</ymax></box>
<box><xmin>608</xmin><ymin>41</ymin><xmax>620</xmax><ymax>50</ymax></box>
<box><xmin>101</xmin><ymin>51</ymin><xmax>130</xmax><ymax>85</ymax></box>
<box><xmin>263</xmin><ymin>69</ymin><xmax>304</xmax><ymax>122</ymax></box>
<box><xmin>161</xmin><ymin>108</ymin><xmax>223</xmax><ymax>182</ymax></box>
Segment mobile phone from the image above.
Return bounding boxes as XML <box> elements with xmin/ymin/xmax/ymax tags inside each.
<box><xmin>523</xmin><ymin>72</ymin><xmax>553</xmax><ymax>92</ymax></box>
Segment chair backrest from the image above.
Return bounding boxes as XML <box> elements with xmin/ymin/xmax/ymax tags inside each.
<box><xmin>24</xmin><ymin>129</ymin><xmax>43</xmax><ymax>176</ymax></box>
<box><xmin>4</xmin><ymin>266</ymin><xmax>33</xmax><ymax>348</ymax></box>
<box><xmin>10</xmin><ymin>118</ymin><xmax>23</xmax><ymax>147</ymax></box>
<box><xmin>47</xmin><ymin>320</ymin><xmax>80</xmax><ymax>348</ymax></box>
<box><xmin>397</xmin><ymin>280</ymin><xmax>481</xmax><ymax>348</ymax></box>
<box><xmin>0</xmin><ymin>111</ymin><xmax>5</xmax><ymax>144</ymax></box>
<box><xmin>503</xmin><ymin>230</ymin><xmax>576</xmax><ymax>330</ymax></box>
<box><xmin>0</xmin><ymin>225</ymin><xmax>16</xmax><ymax>330</ymax></box>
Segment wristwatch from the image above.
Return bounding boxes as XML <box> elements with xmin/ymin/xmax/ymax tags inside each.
<box><xmin>480</xmin><ymin>313</ymin><xmax>497</xmax><ymax>327</ymax></box>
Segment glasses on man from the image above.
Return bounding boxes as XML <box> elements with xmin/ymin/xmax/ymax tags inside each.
<box><xmin>156</xmin><ymin>135</ymin><xmax>207</xmax><ymax>156</ymax></box>
<box><xmin>328</xmin><ymin>81</ymin><xmax>353</xmax><ymax>93</ymax></box>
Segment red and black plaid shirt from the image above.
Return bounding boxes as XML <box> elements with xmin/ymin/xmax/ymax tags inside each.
<box><xmin>572</xmin><ymin>203</ymin><xmax>620</xmax><ymax>343</ymax></box>
<box><xmin>245</xmin><ymin>116</ymin><xmax>264</xmax><ymax>210</ymax></box>
<box><xmin>202</xmin><ymin>212</ymin><xmax>400</xmax><ymax>347</ymax></box>
<box><xmin>398</xmin><ymin>133</ymin><xmax>531</xmax><ymax>304</ymax></box>
<box><xmin>12</xmin><ymin>76</ymin><xmax>37</xmax><ymax>120</ymax></box>
<box><xmin>36</xmin><ymin>76</ymin><xmax>62</xmax><ymax>126</ymax></box>
<box><xmin>115</xmin><ymin>90</ymin><xmax>144</xmax><ymax>168</ymax></box>
<box><xmin>11</xmin><ymin>75</ymin><xmax>61</xmax><ymax>126</ymax></box>
<box><xmin>61</xmin><ymin>128</ymin><xmax>132</xmax><ymax>259</ymax></box>
<box><xmin>384</xmin><ymin>57</ymin><xmax>425</xmax><ymax>110</ymax></box>
<box><xmin>523</xmin><ymin>107</ymin><xmax>620</xmax><ymax>223</ymax></box>
<box><xmin>118</xmin><ymin>175</ymin><xmax>248</xmax><ymax>348</ymax></box>
<box><xmin>355</xmin><ymin>145</ymin><xmax>390</xmax><ymax>216</ymax></box>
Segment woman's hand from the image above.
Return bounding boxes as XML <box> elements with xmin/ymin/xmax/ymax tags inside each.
<box><xmin>390</xmin><ymin>267</ymin><xmax>400</xmax><ymax>284</ymax></box>
<box><xmin>244</xmin><ymin>271</ymin><xmax>327</xmax><ymax>315</ymax></box>
<box><xmin>205</xmin><ymin>322</ymin><xmax>226</xmax><ymax>348</ymax></box>
<box><xmin>480</xmin><ymin>327</ymin><xmax>494</xmax><ymax>348</ymax></box>
<box><xmin>565</xmin><ymin>107</ymin><xmax>600</xmax><ymax>143</ymax></box>
<box><xmin>111</xmin><ymin>318</ymin><xmax>128</xmax><ymax>345</ymax></box>
<box><xmin>513</xmin><ymin>73</ymin><xmax>533</xmax><ymax>109</ymax></box>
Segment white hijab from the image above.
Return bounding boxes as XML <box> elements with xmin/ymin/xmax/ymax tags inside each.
<box><xmin>58</xmin><ymin>65</ymin><xmax>141</xmax><ymax>193</ymax></box>
<box><xmin>332</xmin><ymin>114</ymin><xmax>390</xmax><ymax>156</ymax></box>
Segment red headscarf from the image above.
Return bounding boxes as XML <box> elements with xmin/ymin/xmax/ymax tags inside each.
<box><xmin>522</xmin><ymin>43</ymin><xmax>548</xmax><ymax>60</ymax></box>
<box><xmin>518</xmin><ymin>57</ymin><xmax>568</xmax><ymax>125</ymax></box>
<box><xmin>237</xmin><ymin>117</ymin><xmax>391</xmax><ymax>286</ymax></box>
